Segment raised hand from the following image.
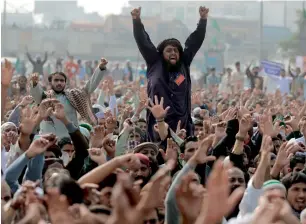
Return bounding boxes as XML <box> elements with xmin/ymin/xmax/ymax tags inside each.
<box><xmin>123</xmin><ymin>118</ymin><xmax>134</xmax><ymax>132</ymax></box>
<box><xmin>214</xmin><ymin>122</ymin><xmax>226</xmax><ymax>139</ymax></box>
<box><xmin>115</xmin><ymin>154</ymin><xmax>141</xmax><ymax>170</ymax></box>
<box><xmin>107</xmin><ymin>77</ymin><xmax>115</xmax><ymax>95</ymax></box>
<box><xmin>190</xmin><ymin>135</ymin><xmax>216</xmax><ymax>165</ymax></box>
<box><xmin>102</xmin><ymin>136</ymin><xmax>116</xmax><ymax>158</ymax></box>
<box><xmin>99</xmin><ymin>58</ymin><xmax>108</xmax><ymax>70</ymax></box>
<box><xmin>88</xmin><ymin>148</ymin><xmax>107</xmax><ymax>165</ymax></box>
<box><xmin>147</xmin><ymin>95</ymin><xmax>170</xmax><ymax>120</ymax></box>
<box><xmin>238</xmin><ymin>114</ymin><xmax>252</xmax><ymax>136</ymax></box>
<box><xmin>258</xmin><ymin>114</ymin><xmax>274</xmax><ymax>136</ymax></box>
<box><xmin>38</xmin><ymin>99</ymin><xmax>59</xmax><ymax>120</ymax></box>
<box><xmin>195</xmin><ymin>159</ymin><xmax>244</xmax><ymax>224</ymax></box>
<box><xmin>199</xmin><ymin>6</ymin><xmax>209</xmax><ymax>19</ymax></box>
<box><xmin>224</xmin><ymin>108</ymin><xmax>238</xmax><ymax>122</ymax></box>
<box><xmin>30</xmin><ymin>73</ymin><xmax>40</xmax><ymax>86</ymax></box>
<box><xmin>131</xmin><ymin>7</ymin><xmax>141</xmax><ymax>20</ymax></box>
<box><xmin>176</xmin><ymin>172</ymin><xmax>205</xmax><ymax>223</ymax></box>
<box><xmin>1</xmin><ymin>59</ymin><xmax>14</xmax><ymax>87</ymax></box>
<box><xmin>53</xmin><ymin>103</ymin><xmax>66</xmax><ymax>122</ymax></box>
<box><xmin>25</xmin><ymin>134</ymin><xmax>57</xmax><ymax>159</ymax></box>
<box><xmin>260</xmin><ymin>135</ymin><xmax>274</xmax><ymax>155</ymax></box>
<box><xmin>135</xmin><ymin>99</ymin><xmax>147</xmax><ymax>116</ymax></box>
<box><xmin>20</xmin><ymin>106</ymin><xmax>39</xmax><ymax>135</ymax></box>
<box><xmin>90</xmin><ymin>125</ymin><xmax>106</xmax><ymax>148</ymax></box>
<box><xmin>176</xmin><ymin>120</ymin><xmax>187</xmax><ymax>139</ymax></box>
<box><xmin>274</xmin><ymin>142</ymin><xmax>293</xmax><ymax>168</ymax></box>
<box><xmin>20</xmin><ymin>96</ymin><xmax>34</xmax><ymax>107</ymax></box>
<box><xmin>159</xmin><ymin>138</ymin><xmax>178</xmax><ymax>162</ymax></box>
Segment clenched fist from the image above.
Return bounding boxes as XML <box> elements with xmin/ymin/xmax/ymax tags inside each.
<box><xmin>99</xmin><ymin>58</ymin><xmax>108</xmax><ymax>70</ymax></box>
<box><xmin>30</xmin><ymin>73</ymin><xmax>39</xmax><ymax>86</ymax></box>
<box><xmin>131</xmin><ymin>7</ymin><xmax>141</xmax><ymax>20</ymax></box>
<box><xmin>199</xmin><ymin>6</ymin><xmax>209</xmax><ymax>19</ymax></box>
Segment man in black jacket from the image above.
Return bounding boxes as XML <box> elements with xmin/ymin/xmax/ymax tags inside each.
<box><xmin>131</xmin><ymin>6</ymin><xmax>209</xmax><ymax>141</ymax></box>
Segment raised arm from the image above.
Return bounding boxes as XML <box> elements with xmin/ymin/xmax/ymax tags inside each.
<box><xmin>29</xmin><ymin>73</ymin><xmax>44</xmax><ymax>104</ymax></box>
<box><xmin>183</xmin><ymin>6</ymin><xmax>208</xmax><ymax>66</ymax></box>
<box><xmin>42</xmin><ymin>51</ymin><xmax>48</xmax><ymax>65</ymax></box>
<box><xmin>1</xmin><ymin>59</ymin><xmax>13</xmax><ymax>121</ymax></box>
<box><xmin>84</xmin><ymin>58</ymin><xmax>108</xmax><ymax>94</ymax></box>
<box><xmin>132</xmin><ymin>7</ymin><xmax>159</xmax><ymax>65</ymax></box>
<box><xmin>26</xmin><ymin>51</ymin><xmax>35</xmax><ymax>65</ymax></box>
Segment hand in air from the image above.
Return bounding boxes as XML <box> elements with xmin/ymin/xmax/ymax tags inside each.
<box><xmin>99</xmin><ymin>58</ymin><xmax>108</xmax><ymax>70</ymax></box>
<box><xmin>131</xmin><ymin>7</ymin><xmax>141</xmax><ymax>20</ymax></box>
<box><xmin>199</xmin><ymin>6</ymin><xmax>209</xmax><ymax>19</ymax></box>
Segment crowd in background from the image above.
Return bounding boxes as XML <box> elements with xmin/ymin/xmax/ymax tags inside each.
<box><xmin>2</xmin><ymin>6</ymin><xmax>306</xmax><ymax>224</ymax></box>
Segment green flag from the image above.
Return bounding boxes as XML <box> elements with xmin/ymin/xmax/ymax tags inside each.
<box><xmin>304</xmin><ymin>8</ymin><xmax>306</xmax><ymax>18</ymax></box>
<box><xmin>211</xmin><ymin>19</ymin><xmax>221</xmax><ymax>32</ymax></box>
<box><xmin>211</xmin><ymin>36</ymin><xmax>218</xmax><ymax>46</ymax></box>
<box><xmin>15</xmin><ymin>58</ymin><xmax>20</xmax><ymax>74</ymax></box>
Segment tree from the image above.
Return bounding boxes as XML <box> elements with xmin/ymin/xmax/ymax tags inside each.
<box><xmin>279</xmin><ymin>9</ymin><xmax>306</xmax><ymax>55</ymax></box>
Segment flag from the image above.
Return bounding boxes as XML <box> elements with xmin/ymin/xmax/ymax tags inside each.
<box><xmin>15</xmin><ymin>58</ymin><xmax>21</xmax><ymax>74</ymax></box>
<box><xmin>211</xmin><ymin>19</ymin><xmax>221</xmax><ymax>32</ymax></box>
<box><xmin>211</xmin><ymin>36</ymin><xmax>218</xmax><ymax>46</ymax></box>
<box><xmin>304</xmin><ymin>8</ymin><xmax>306</xmax><ymax>18</ymax></box>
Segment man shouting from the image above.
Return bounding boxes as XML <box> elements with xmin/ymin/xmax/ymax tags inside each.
<box><xmin>30</xmin><ymin>58</ymin><xmax>109</xmax><ymax>138</ymax></box>
<box><xmin>131</xmin><ymin>6</ymin><xmax>209</xmax><ymax>141</ymax></box>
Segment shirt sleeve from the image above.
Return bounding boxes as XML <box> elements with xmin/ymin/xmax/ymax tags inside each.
<box><xmin>238</xmin><ymin>178</ymin><xmax>263</xmax><ymax>218</ymax></box>
<box><xmin>6</xmin><ymin>142</ymin><xmax>24</xmax><ymax>168</ymax></box>
<box><xmin>165</xmin><ymin>163</ymin><xmax>195</xmax><ymax>224</ymax></box>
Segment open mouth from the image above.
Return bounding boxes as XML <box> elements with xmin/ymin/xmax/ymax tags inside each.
<box><xmin>170</xmin><ymin>58</ymin><xmax>177</xmax><ymax>63</ymax></box>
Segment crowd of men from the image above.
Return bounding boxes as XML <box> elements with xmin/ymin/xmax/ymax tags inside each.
<box><xmin>1</xmin><ymin>5</ymin><xmax>306</xmax><ymax>224</ymax></box>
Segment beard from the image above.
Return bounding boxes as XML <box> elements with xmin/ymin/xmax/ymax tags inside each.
<box><xmin>163</xmin><ymin>59</ymin><xmax>181</xmax><ymax>72</ymax></box>
<box><xmin>52</xmin><ymin>85</ymin><xmax>64</xmax><ymax>94</ymax></box>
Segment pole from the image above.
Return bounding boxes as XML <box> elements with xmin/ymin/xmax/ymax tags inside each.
<box><xmin>284</xmin><ymin>0</ymin><xmax>287</xmax><ymax>28</ymax></box>
<box><xmin>2</xmin><ymin>0</ymin><xmax>7</xmax><ymax>56</ymax></box>
<box><xmin>259</xmin><ymin>0</ymin><xmax>263</xmax><ymax>61</ymax></box>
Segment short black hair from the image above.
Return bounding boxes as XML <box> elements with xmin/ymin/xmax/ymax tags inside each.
<box><xmin>58</xmin><ymin>176</ymin><xmax>84</xmax><ymax>205</ymax></box>
<box><xmin>194</xmin><ymin>119</ymin><xmax>203</xmax><ymax>126</ymax></box>
<box><xmin>290</xmin><ymin>155</ymin><xmax>306</xmax><ymax>170</ymax></box>
<box><xmin>98</xmin><ymin>173</ymin><xmax>117</xmax><ymax>190</ymax></box>
<box><xmin>58</xmin><ymin>137</ymin><xmax>72</xmax><ymax>150</ymax></box>
<box><xmin>282</xmin><ymin>172</ymin><xmax>306</xmax><ymax>190</ymax></box>
<box><xmin>180</xmin><ymin>136</ymin><xmax>198</xmax><ymax>153</ymax></box>
<box><xmin>48</xmin><ymin>72</ymin><xmax>67</xmax><ymax>83</ymax></box>
<box><xmin>138</xmin><ymin>118</ymin><xmax>146</xmax><ymax>123</ymax></box>
<box><xmin>235</xmin><ymin>61</ymin><xmax>240</xmax><ymax>66</ymax></box>
<box><xmin>47</xmin><ymin>144</ymin><xmax>62</xmax><ymax>158</ymax></box>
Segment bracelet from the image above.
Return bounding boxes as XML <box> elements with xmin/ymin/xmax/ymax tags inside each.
<box><xmin>235</xmin><ymin>135</ymin><xmax>245</xmax><ymax>142</ymax></box>
<box><xmin>156</xmin><ymin>118</ymin><xmax>164</xmax><ymax>123</ymax></box>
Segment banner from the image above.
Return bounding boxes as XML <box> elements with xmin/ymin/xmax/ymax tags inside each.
<box><xmin>260</xmin><ymin>60</ymin><xmax>284</xmax><ymax>77</ymax></box>
<box><xmin>296</xmin><ymin>56</ymin><xmax>306</xmax><ymax>72</ymax></box>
